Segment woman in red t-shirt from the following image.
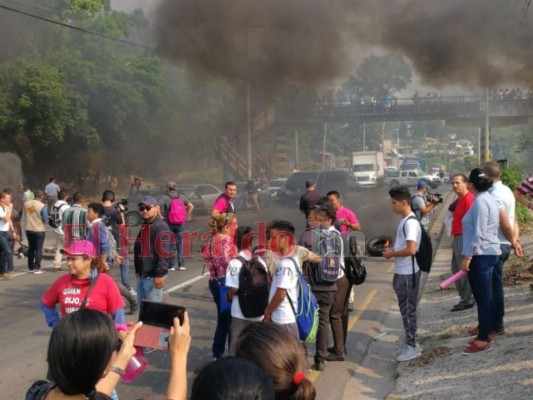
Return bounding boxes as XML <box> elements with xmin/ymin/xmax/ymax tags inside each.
<box><xmin>41</xmin><ymin>240</ymin><xmax>125</xmax><ymax>327</ymax></box>
<box><xmin>201</xmin><ymin>212</ymin><xmax>237</xmax><ymax>360</ymax></box>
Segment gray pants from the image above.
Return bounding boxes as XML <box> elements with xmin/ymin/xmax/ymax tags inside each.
<box><xmin>393</xmin><ymin>271</ymin><xmax>421</xmax><ymax>347</ymax></box>
<box><xmin>451</xmin><ymin>235</ymin><xmax>474</xmax><ymax>306</ymax></box>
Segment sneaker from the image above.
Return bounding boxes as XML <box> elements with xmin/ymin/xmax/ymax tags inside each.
<box><xmin>178</xmin><ymin>266</ymin><xmax>186</xmax><ymax>271</ymax></box>
<box><xmin>142</xmin><ymin>347</ymin><xmax>156</xmax><ymax>355</ymax></box>
<box><xmin>0</xmin><ymin>273</ymin><xmax>12</xmax><ymax>280</ymax></box>
<box><xmin>326</xmin><ymin>353</ymin><xmax>345</xmax><ymax>362</ymax></box>
<box><xmin>396</xmin><ymin>345</ymin><xmax>422</xmax><ymax>362</ymax></box>
<box><xmin>463</xmin><ymin>340</ymin><xmax>491</xmax><ymax>355</ymax></box>
<box><xmin>493</xmin><ymin>326</ymin><xmax>506</xmax><ymax>336</ymax></box>
<box><xmin>130</xmin><ymin>302</ymin><xmax>139</xmax><ymax>314</ymax></box>
<box><xmin>395</xmin><ymin>343</ymin><xmax>408</xmax><ymax>357</ymax></box>
<box><xmin>469</xmin><ymin>325</ymin><xmax>479</xmax><ymax>336</ymax></box>
<box><xmin>33</xmin><ymin>269</ymin><xmax>44</xmax><ymax>274</ymax></box>
<box><xmin>313</xmin><ymin>360</ymin><xmax>326</xmax><ymax>371</ymax></box>
<box><xmin>469</xmin><ymin>335</ymin><xmax>494</xmax><ymax>345</ymax></box>
<box><xmin>169</xmin><ymin>267</ymin><xmax>176</xmax><ymax>271</ymax></box>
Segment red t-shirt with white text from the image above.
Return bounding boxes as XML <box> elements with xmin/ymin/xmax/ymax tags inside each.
<box><xmin>41</xmin><ymin>273</ymin><xmax>125</xmax><ymax>316</ymax></box>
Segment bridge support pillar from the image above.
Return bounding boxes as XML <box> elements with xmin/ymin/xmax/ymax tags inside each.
<box><xmin>480</xmin><ymin>126</ymin><xmax>491</xmax><ymax>162</ymax></box>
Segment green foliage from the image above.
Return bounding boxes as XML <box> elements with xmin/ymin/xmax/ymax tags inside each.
<box><xmin>501</xmin><ymin>163</ymin><xmax>531</xmax><ymax>224</ymax></box>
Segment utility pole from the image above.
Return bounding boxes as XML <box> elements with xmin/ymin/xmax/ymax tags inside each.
<box><xmin>246</xmin><ymin>82</ymin><xmax>252</xmax><ymax>180</ymax></box>
<box><xmin>294</xmin><ymin>129</ymin><xmax>299</xmax><ymax>170</ymax></box>
<box><xmin>322</xmin><ymin>122</ymin><xmax>328</xmax><ymax>171</ymax></box>
<box><xmin>484</xmin><ymin>86</ymin><xmax>490</xmax><ymax>162</ymax></box>
<box><xmin>363</xmin><ymin>123</ymin><xmax>366</xmax><ymax>150</ymax></box>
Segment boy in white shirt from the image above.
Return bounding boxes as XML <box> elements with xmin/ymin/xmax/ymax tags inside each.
<box><xmin>263</xmin><ymin>220</ymin><xmax>300</xmax><ymax>339</ymax></box>
<box><xmin>226</xmin><ymin>226</ymin><xmax>268</xmax><ymax>354</ymax></box>
<box><xmin>383</xmin><ymin>186</ymin><xmax>422</xmax><ymax>362</ymax></box>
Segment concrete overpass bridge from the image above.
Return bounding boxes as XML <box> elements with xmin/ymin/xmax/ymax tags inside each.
<box><xmin>280</xmin><ymin>95</ymin><xmax>533</xmax><ymax>127</ymax></box>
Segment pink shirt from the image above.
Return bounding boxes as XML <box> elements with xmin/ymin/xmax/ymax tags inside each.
<box><xmin>213</xmin><ymin>194</ymin><xmax>234</xmax><ymax>213</ymax></box>
<box><xmin>201</xmin><ymin>233</ymin><xmax>237</xmax><ymax>280</ymax></box>
<box><xmin>336</xmin><ymin>205</ymin><xmax>359</xmax><ymax>235</ymax></box>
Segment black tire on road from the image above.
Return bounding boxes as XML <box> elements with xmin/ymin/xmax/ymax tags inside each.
<box><xmin>366</xmin><ymin>235</ymin><xmax>394</xmax><ymax>257</ymax></box>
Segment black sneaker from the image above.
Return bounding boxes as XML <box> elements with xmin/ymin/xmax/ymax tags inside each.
<box><xmin>314</xmin><ymin>360</ymin><xmax>326</xmax><ymax>371</ymax></box>
<box><xmin>326</xmin><ymin>353</ymin><xmax>345</xmax><ymax>362</ymax></box>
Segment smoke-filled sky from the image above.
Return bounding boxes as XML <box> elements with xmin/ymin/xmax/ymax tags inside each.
<box><xmin>153</xmin><ymin>0</ymin><xmax>533</xmax><ymax>87</ymax></box>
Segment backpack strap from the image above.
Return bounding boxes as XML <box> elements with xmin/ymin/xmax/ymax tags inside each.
<box><xmin>283</xmin><ymin>257</ymin><xmax>301</xmax><ymax>317</ymax></box>
<box><xmin>402</xmin><ymin>215</ymin><xmax>419</xmax><ymax>288</ymax></box>
<box><xmin>80</xmin><ymin>273</ymin><xmax>100</xmax><ymax>309</ymax></box>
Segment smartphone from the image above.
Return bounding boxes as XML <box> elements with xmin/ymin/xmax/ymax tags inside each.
<box><xmin>139</xmin><ymin>301</ymin><xmax>186</xmax><ymax>328</ymax></box>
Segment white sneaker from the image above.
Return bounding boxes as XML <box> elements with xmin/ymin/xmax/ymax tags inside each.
<box><xmin>395</xmin><ymin>343</ymin><xmax>408</xmax><ymax>357</ymax></box>
<box><xmin>178</xmin><ymin>266</ymin><xmax>186</xmax><ymax>271</ymax></box>
<box><xmin>169</xmin><ymin>267</ymin><xmax>176</xmax><ymax>271</ymax></box>
<box><xmin>33</xmin><ymin>269</ymin><xmax>44</xmax><ymax>275</ymax></box>
<box><xmin>396</xmin><ymin>345</ymin><xmax>422</xmax><ymax>362</ymax></box>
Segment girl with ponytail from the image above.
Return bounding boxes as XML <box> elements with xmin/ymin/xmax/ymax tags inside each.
<box><xmin>236</xmin><ymin>322</ymin><xmax>316</xmax><ymax>400</ymax></box>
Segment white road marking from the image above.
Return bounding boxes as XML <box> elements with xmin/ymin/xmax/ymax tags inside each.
<box><xmin>165</xmin><ymin>274</ymin><xmax>208</xmax><ymax>294</ymax></box>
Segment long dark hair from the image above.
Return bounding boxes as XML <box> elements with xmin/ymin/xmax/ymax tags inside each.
<box><xmin>47</xmin><ymin>309</ymin><xmax>118</xmax><ymax>398</ymax></box>
<box><xmin>191</xmin><ymin>357</ymin><xmax>275</xmax><ymax>400</ymax></box>
<box><xmin>236</xmin><ymin>323</ymin><xmax>316</xmax><ymax>400</ymax></box>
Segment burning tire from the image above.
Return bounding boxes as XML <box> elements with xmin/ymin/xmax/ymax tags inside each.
<box><xmin>366</xmin><ymin>235</ymin><xmax>393</xmax><ymax>257</ymax></box>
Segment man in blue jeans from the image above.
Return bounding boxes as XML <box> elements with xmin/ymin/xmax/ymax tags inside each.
<box><xmin>159</xmin><ymin>182</ymin><xmax>194</xmax><ymax>271</ymax></box>
<box><xmin>0</xmin><ymin>191</ymin><xmax>15</xmax><ymax>279</ymax></box>
<box><xmin>482</xmin><ymin>162</ymin><xmax>523</xmax><ymax>335</ymax></box>
<box><xmin>134</xmin><ymin>196</ymin><xmax>170</xmax><ymax>304</ymax></box>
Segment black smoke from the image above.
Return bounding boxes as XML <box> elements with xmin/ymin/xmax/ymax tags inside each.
<box><xmin>154</xmin><ymin>0</ymin><xmax>533</xmax><ymax>87</ymax></box>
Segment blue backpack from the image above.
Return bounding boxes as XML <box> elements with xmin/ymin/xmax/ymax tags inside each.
<box><xmin>310</xmin><ymin>228</ymin><xmax>342</xmax><ymax>283</ymax></box>
<box><xmin>285</xmin><ymin>258</ymin><xmax>319</xmax><ymax>344</ymax></box>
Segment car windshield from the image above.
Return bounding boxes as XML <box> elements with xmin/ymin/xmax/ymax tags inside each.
<box><xmin>286</xmin><ymin>172</ymin><xmax>318</xmax><ymax>190</ymax></box>
<box><xmin>353</xmin><ymin>164</ymin><xmax>374</xmax><ymax>172</ymax></box>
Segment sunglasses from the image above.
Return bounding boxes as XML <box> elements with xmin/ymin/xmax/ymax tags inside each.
<box><xmin>139</xmin><ymin>205</ymin><xmax>154</xmax><ymax>212</ymax></box>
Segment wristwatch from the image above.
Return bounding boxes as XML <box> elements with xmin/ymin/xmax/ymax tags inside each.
<box><xmin>109</xmin><ymin>365</ymin><xmax>125</xmax><ymax>376</ymax></box>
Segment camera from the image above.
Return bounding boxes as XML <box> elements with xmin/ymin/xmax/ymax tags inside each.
<box><xmin>428</xmin><ymin>192</ymin><xmax>443</xmax><ymax>204</ymax></box>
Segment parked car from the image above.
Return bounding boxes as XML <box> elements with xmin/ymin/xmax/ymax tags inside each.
<box><xmin>277</xmin><ymin>170</ymin><xmax>348</xmax><ymax>205</ymax></box>
<box><xmin>176</xmin><ymin>186</ymin><xmax>208</xmax><ymax>221</ymax></box>
<box><xmin>183</xmin><ymin>184</ymin><xmax>223</xmax><ymax>209</ymax></box>
<box><xmin>123</xmin><ymin>188</ymin><xmax>164</xmax><ymax>226</ymax></box>
<box><xmin>267</xmin><ymin>178</ymin><xmax>287</xmax><ymax>198</ymax></box>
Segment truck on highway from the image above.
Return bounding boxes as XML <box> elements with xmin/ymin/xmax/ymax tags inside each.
<box><xmin>402</xmin><ymin>156</ymin><xmax>427</xmax><ymax>172</ymax></box>
<box><xmin>385</xmin><ymin>169</ymin><xmax>441</xmax><ymax>189</ymax></box>
<box><xmin>351</xmin><ymin>151</ymin><xmax>384</xmax><ymax>190</ymax></box>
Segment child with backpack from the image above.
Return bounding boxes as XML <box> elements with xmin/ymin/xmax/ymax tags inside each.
<box><xmin>225</xmin><ymin>226</ymin><xmax>270</xmax><ymax>355</ymax></box>
<box><xmin>383</xmin><ymin>186</ymin><xmax>423</xmax><ymax>362</ymax></box>
<box><xmin>263</xmin><ymin>220</ymin><xmax>301</xmax><ymax>340</ymax></box>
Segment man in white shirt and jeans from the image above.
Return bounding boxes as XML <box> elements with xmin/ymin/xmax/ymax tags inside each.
<box><xmin>44</xmin><ymin>177</ymin><xmax>61</xmax><ymax>215</ymax></box>
<box><xmin>383</xmin><ymin>186</ymin><xmax>422</xmax><ymax>362</ymax></box>
<box><xmin>263</xmin><ymin>220</ymin><xmax>300</xmax><ymax>339</ymax></box>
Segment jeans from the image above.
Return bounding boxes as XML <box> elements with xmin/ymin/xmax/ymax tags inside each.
<box><xmin>313</xmin><ymin>290</ymin><xmax>335</xmax><ymax>362</ymax></box>
<box><xmin>137</xmin><ymin>276</ymin><xmax>165</xmax><ymax>304</ymax></box>
<box><xmin>27</xmin><ymin>231</ymin><xmax>45</xmax><ymax>271</ymax></box>
<box><xmin>492</xmin><ymin>244</ymin><xmax>511</xmax><ymax>331</ymax></box>
<box><xmin>468</xmin><ymin>255</ymin><xmax>498</xmax><ymax>341</ymax></box>
<box><xmin>209</xmin><ymin>277</ymin><xmax>232</xmax><ymax>358</ymax></box>
<box><xmin>168</xmin><ymin>224</ymin><xmax>184</xmax><ymax>268</ymax></box>
<box><xmin>109</xmin><ymin>252</ymin><xmax>132</xmax><ymax>291</ymax></box>
<box><xmin>0</xmin><ymin>231</ymin><xmax>13</xmax><ymax>274</ymax></box>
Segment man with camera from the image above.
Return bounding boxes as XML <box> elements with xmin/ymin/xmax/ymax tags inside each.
<box><xmin>411</xmin><ymin>180</ymin><xmax>439</xmax><ymax>229</ymax></box>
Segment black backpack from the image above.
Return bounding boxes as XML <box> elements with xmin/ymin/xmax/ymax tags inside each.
<box><xmin>236</xmin><ymin>256</ymin><xmax>271</xmax><ymax>318</ymax></box>
<box><xmin>343</xmin><ymin>233</ymin><xmax>367</xmax><ymax>286</ymax></box>
<box><xmin>402</xmin><ymin>215</ymin><xmax>433</xmax><ymax>276</ymax></box>
<box><xmin>48</xmin><ymin>203</ymin><xmax>68</xmax><ymax>229</ymax></box>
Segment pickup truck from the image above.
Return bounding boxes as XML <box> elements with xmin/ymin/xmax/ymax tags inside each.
<box><xmin>385</xmin><ymin>169</ymin><xmax>441</xmax><ymax>189</ymax></box>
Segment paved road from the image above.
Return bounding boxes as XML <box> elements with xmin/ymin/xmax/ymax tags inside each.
<box><xmin>0</xmin><ymin>187</ymin><xmax>450</xmax><ymax>399</ymax></box>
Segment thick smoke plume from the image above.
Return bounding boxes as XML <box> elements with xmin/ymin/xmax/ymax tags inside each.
<box><xmin>154</xmin><ymin>0</ymin><xmax>533</xmax><ymax>87</ymax></box>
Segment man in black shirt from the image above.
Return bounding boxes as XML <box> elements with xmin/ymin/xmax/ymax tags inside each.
<box><xmin>299</xmin><ymin>180</ymin><xmax>322</xmax><ymax>226</ymax></box>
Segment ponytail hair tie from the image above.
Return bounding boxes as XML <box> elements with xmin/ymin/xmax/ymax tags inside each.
<box><xmin>292</xmin><ymin>371</ymin><xmax>306</xmax><ymax>385</ymax></box>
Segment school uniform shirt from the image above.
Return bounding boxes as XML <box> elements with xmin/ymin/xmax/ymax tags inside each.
<box><xmin>269</xmin><ymin>255</ymin><xmax>299</xmax><ymax>325</ymax></box>
<box><xmin>225</xmin><ymin>250</ymin><xmax>268</xmax><ymax>321</ymax></box>
<box><xmin>394</xmin><ymin>213</ymin><xmax>422</xmax><ymax>275</ymax></box>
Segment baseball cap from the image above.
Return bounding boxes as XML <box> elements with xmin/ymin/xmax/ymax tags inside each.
<box><xmin>167</xmin><ymin>181</ymin><xmax>177</xmax><ymax>190</ymax></box>
<box><xmin>138</xmin><ymin>195</ymin><xmax>158</xmax><ymax>207</ymax></box>
<box><xmin>417</xmin><ymin>180</ymin><xmax>427</xmax><ymax>190</ymax></box>
<box><xmin>62</xmin><ymin>240</ymin><xmax>96</xmax><ymax>258</ymax></box>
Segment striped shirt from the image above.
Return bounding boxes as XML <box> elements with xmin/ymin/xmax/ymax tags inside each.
<box><xmin>63</xmin><ymin>204</ymin><xmax>89</xmax><ymax>242</ymax></box>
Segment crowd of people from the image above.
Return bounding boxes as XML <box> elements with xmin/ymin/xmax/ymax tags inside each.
<box><xmin>0</xmin><ymin>163</ymin><xmax>532</xmax><ymax>398</ymax></box>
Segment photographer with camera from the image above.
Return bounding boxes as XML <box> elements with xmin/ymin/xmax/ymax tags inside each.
<box><xmin>411</xmin><ymin>180</ymin><xmax>439</xmax><ymax>229</ymax></box>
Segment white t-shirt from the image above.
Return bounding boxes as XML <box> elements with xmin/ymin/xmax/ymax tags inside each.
<box><xmin>489</xmin><ymin>181</ymin><xmax>515</xmax><ymax>245</ymax></box>
<box><xmin>225</xmin><ymin>250</ymin><xmax>267</xmax><ymax>321</ymax></box>
<box><xmin>269</xmin><ymin>256</ymin><xmax>299</xmax><ymax>324</ymax></box>
<box><xmin>394</xmin><ymin>214</ymin><xmax>421</xmax><ymax>275</ymax></box>
<box><xmin>0</xmin><ymin>205</ymin><xmax>10</xmax><ymax>232</ymax></box>
<box><xmin>52</xmin><ymin>200</ymin><xmax>70</xmax><ymax>235</ymax></box>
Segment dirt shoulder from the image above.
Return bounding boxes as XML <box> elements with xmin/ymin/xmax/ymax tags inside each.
<box><xmin>387</xmin><ymin>223</ymin><xmax>533</xmax><ymax>399</ymax></box>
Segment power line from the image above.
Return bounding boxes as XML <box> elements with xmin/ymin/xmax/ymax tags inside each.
<box><xmin>0</xmin><ymin>4</ymin><xmax>153</xmax><ymax>50</ymax></box>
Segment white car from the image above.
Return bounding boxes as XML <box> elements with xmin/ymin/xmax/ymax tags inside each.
<box><xmin>184</xmin><ymin>184</ymin><xmax>222</xmax><ymax>209</ymax></box>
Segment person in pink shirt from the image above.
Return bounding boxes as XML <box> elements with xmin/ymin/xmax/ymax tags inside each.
<box><xmin>211</xmin><ymin>182</ymin><xmax>237</xmax><ymax>220</ymax></box>
<box><xmin>327</xmin><ymin>191</ymin><xmax>361</xmax><ymax>235</ymax></box>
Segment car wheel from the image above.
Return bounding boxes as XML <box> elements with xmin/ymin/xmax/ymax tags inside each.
<box><xmin>125</xmin><ymin>211</ymin><xmax>142</xmax><ymax>226</ymax></box>
<box><xmin>366</xmin><ymin>235</ymin><xmax>394</xmax><ymax>257</ymax></box>
<box><xmin>430</xmin><ymin>182</ymin><xmax>439</xmax><ymax>190</ymax></box>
